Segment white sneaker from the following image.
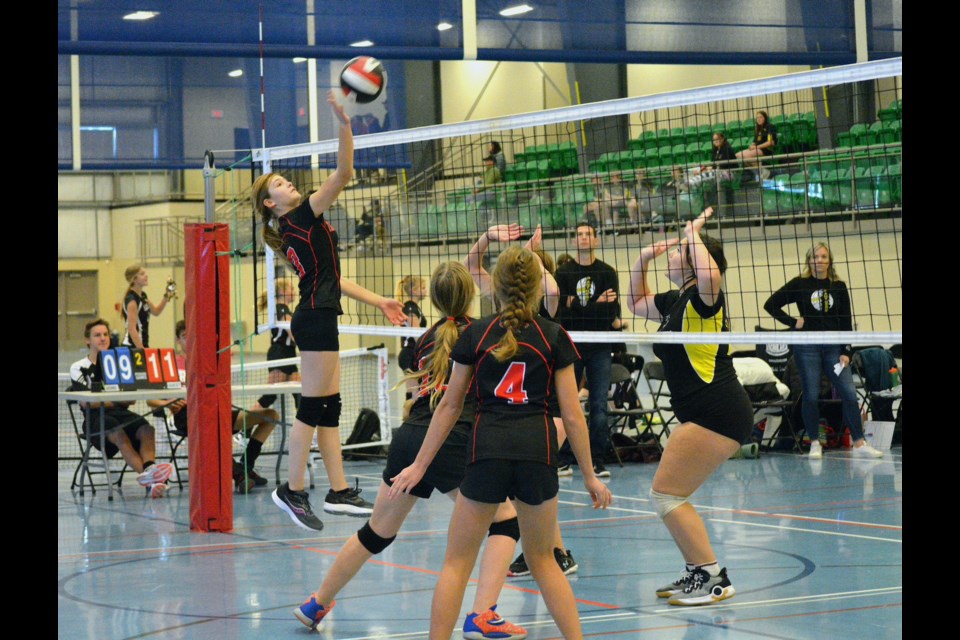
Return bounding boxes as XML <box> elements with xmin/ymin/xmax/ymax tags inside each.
<box><xmin>853</xmin><ymin>442</ymin><xmax>884</xmax><ymax>458</ymax></box>
<box><xmin>808</xmin><ymin>441</ymin><xmax>823</xmax><ymax>459</ymax></box>
<box><xmin>557</xmin><ymin>464</ymin><xmax>573</xmax><ymax>477</ymax></box>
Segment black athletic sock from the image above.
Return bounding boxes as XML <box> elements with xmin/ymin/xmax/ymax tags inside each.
<box><xmin>244</xmin><ymin>439</ymin><xmax>263</xmax><ymax>468</ymax></box>
<box><xmin>142</xmin><ymin>460</ymin><xmax>155</xmax><ymax>470</ymax></box>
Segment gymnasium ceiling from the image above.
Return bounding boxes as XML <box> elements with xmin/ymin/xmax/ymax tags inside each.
<box><xmin>58</xmin><ymin>0</ymin><xmax>901</xmax><ymax>66</ymax></box>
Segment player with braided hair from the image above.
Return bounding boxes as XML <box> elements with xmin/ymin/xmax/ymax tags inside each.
<box><xmin>390</xmin><ymin>245</ymin><xmax>612</xmax><ymax>640</ymax></box>
<box><xmin>252</xmin><ymin>90</ymin><xmax>407</xmax><ymax>532</ymax></box>
<box><xmin>295</xmin><ymin>262</ymin><xmax>526</xmax><ymax>639</ymax></box>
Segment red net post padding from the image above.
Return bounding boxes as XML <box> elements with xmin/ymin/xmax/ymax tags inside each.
<box><xmin>184</xmin><ymin>223</ymin><xmax>233</xmax><ymax>532</ymax></box>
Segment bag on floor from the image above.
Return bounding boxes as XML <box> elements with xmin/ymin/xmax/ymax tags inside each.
<box><xmin>343</xmin><ymin>408</ymin><xmax>384</xmax><ymax>460</ymax></box>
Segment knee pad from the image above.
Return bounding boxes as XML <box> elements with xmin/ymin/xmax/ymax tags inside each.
<box><xmin>357</xmin><ymin>522</ymin><xmax>396</xmax><ymax>555</ymax></box>
<box><xmin>488</xmin><ymin>516</ymin><xmax>520</xmax><ymax>541</ymax></box>
<box><xmin>650</xmin><ymin>489</ymin><xmax>689</xmax><ymax>519</ymax></box>
<box><xmin>296</xmin><ymin>394</ymin><xmax>341</xmax><ymax>427</ymax></box>
<box><xmin>257</xmin><ymin>394</ymin><xmax>277</xmax><ymax>408</ymax></box>
<box><xmin>317</xmin><ymin>393</ymin><xmax>341</xmax><ymax>427</ymax></box>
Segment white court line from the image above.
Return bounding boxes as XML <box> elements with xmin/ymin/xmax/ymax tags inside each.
<box><xmin>708</xmin><ymin>518</ymin><xmax>902</xmax><ymax>543</ymax></box>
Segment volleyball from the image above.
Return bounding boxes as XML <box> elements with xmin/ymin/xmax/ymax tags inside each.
<box><xmin>339</xmin><ymin>56</ymin><xmax>386</xmax><ymax>104</ymax></box>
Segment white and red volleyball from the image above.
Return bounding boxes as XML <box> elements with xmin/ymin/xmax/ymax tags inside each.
<box><xmin>339</xmin><ymin>56</ymin><xmax>386</xmax><ymax>104</ymax></box>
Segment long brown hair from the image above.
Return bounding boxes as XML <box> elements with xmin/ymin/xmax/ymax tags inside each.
<box><xmin>121</xmin><ymin>264</ymin><xmax>143</xmax><ymax>317</ymax></box>
<box><xmin>491</xmin><ymin>246</ymin><xmax>542</xmax><ymax>362</ymax></box>
<box><xmin>395</xmin><ymin>275</ymin><xmax>426</xmax><ymax>302</ymax></box>
<box><xmin>801</xmin><ymin>242</ymin><xmax>840</xmax><ymax>281</ymax></box>
<box><xmin>252</xmin><ymin>172</ymin><xmax>295</xmax><ymax>271</ymax></box>
<box><xmin>401</xmin><ymin>262</ymin><xmax>476</xmax><ymax>409</ymax></box>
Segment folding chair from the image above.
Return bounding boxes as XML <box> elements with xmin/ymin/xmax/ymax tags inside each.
<box><xmin>606</xmin><ymin>360</ymin><xmax>666</xmax><ymax>466</ymax></box>
<box><xmin>153</xmin><ymin>407</ymin><xmax>187</xmax><ymax>490</ymax></box>
<box><xmin>641</xmin><ymin>361</ymin><xmax>675</xmax><ymax>437</ymax></box>
<box><xmin>852</xmin><ymin>347</ymin><xmax>901</xmax><ymax>423</ymax></box>
<box><xmin>66</xmin><ymin>399</ymin><xmax>129</xmax><ymax>496</ymax></box>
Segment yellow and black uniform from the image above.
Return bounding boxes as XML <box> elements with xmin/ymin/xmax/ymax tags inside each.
<box><xmin>653</xmin><ymin>287</ymin><xmax>752</xmax><ymax>442</ymax></box>
<box><xmin>382</xmin><ymin>317</ymin><xmax>476</xmax><ymax>498</ymax></box>
<box><xmin>754</xmin><ymin>123</ymin><xmax>778</xmax><ymax>156</ymax></box>
<box><xmin>279</xmin><ymin>200</ymin><xmax>342</xmax><ymax>351</ymax></box>
<box><xmin>450</xmin><ymin>314</ymin><xmax>579</xmax><ymax>505</ymax></box>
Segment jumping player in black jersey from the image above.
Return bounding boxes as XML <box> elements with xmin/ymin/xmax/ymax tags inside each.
<box><xmin>628</xmin><ymin>206</ymin><xmax>749</xmax><ymax>606</ymax></box>
<box><xmin>121</xmin><ymin>264</ymin><xmax>174</xmax><ymax>349</ymax></box>
<box><xmin>294</xmin><ymin>262</ymin><xmax>526</xmax><ymax>639</ymax></box>
<box><xmin>465</xmin><ymin>224</ymin><xmax>579</xmax><ymax>578</ymax></box>
<box><xmin>253</xmin><ymin>90</ymin><xmax>407</xmax><ymax>532</ymax></box>
<box><xmin>252</xmin><ymin>278</ymin><xmax>301</xmax><ymax>415</ymax></box>
<box><xmin>390</xmin><ymin>245</ymin><xmax>612</xmax><ymax>640</ymax></box>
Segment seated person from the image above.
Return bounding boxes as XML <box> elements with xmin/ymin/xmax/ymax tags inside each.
<box><xmin>632</xmin><ymin>169</ymin><xmax>657</xmax><ymax>222</ymax></box>
<box><xmin>470</xmin><ymin>154</ymin><xmax>503</xmax><ymax>206</ymax></box>
<box><xmin>585</xmin><ymin>172</ymin><xmax>639</xmax><ymax>225</ymax></box>
<box><xmin>355</xmin><ymin>208</ymin><xmax>374</xmax><ymax>244</ymax></box>
<box><xmin>69</xmin><ymin>319</ymin><xmax>174</xmax><ymax>498</ymax></box>
<box><xmin>148</xmin><ymin>320</ymin><xmax>280</xmax><ymax>493</ymax></box>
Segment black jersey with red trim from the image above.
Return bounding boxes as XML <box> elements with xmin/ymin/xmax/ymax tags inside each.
<box><xmin>267</xmin><ymin>303</ymin><xmax>297</xmax><ymax>359</ymax></box>
<box><xmin>652</xmin><ymin>287</ymin><xmax>739</xmax><ymax>405</ymax></box>
<box><xmin>278</xmin><ymin>200</ymin><xmax>342</xmax><ymax>313</ymax></box>
<box><xmin>405</xmin><ymin>317</ymin><xmax>475</xmax><ymax>436</ymax></box>
<box><xmin>450</xmin><ymin>314</ymin><xmax>579</xmax><ymax>465</ymax></box>
<box><xmin>121</xmin><ymin>291</ymin><xmax>150</xmax><ymax>347</ymax></box>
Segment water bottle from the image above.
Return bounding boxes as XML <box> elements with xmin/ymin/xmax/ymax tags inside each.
<box><xmin>888</xmin><ymin>366</ymin><xmax>900</xmax><ymax>387</ymax></box>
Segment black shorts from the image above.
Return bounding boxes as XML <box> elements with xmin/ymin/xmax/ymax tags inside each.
<box><xmin>674</xmin><ymin>381</ymin><xmax>754</xmax><ymax>443</ymax></box>
<box><xmin>267</xmin><ymin>344</ymin><xmax>298</xmax><ymax>374</ymax></box>
<box><xmin>84</xmin><ymin>410</ymin><xmax>150</xmax><ymax>458</ymax></box>
<box><xmin>459</xmin><ymin>459</ymin><xmax>559</xmax><ymax>506</ymax></box>
<box><xmin>382</xmin><ymin>426</ymin><xmax>468</xmax><ymax>499</ymax></box>
<box><xmin>290</xmin><ymin>307</ymin><xmax>339</xmax><ymax>352</ymax></box>
<box><xmin>172</xmin><ymin>407</ymin><xmax>241</xmax><ymax>436</ymax></box>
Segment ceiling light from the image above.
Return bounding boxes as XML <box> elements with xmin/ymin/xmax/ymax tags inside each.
<box><xmin>228</xmin><ymin>69</ymin><xmax>243</xmax><ymax>78</ymax></box>
<box><xmin>292</xmin><ymin>57</ymin><xmax>307</xmax><ymax>63</ymax></box>
<box><xmin>350</xmin><ymin>40</ymin><xmax>374</xmax><ymax>47</ymax></box>
<box><xmin>437</xmin><ymin>22</ymin><xmax>453</xmax><ymax>31</ymax></box>
<box><xmin>499</xmin><ymin>4</ymin><xmax>533</xmax><ymax>17</ymax></box>
<box><xmin>123</xmin><ymin>11</ymin><xmax>159</xmax><ymax>21</ymax></box>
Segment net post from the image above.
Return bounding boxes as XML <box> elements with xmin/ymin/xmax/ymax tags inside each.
<box><xmin>185</xmin><ymin>222</ymin><xmax>234</xmax><ymax>532</ymax></box>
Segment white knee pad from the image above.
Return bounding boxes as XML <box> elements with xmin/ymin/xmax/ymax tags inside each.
<box><xmin>650</xmin><ymin>489</ymin><xmax>689</xmax><ymax>519</ymax></box>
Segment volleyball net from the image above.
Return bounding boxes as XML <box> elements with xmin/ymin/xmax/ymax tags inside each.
<box><xmin>233</xmin><ymin>58</ymin><xmax>901</xmax><ymax>351</ymax></box>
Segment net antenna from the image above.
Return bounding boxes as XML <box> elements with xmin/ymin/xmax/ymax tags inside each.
<box><xmin>252</xmin><ymin>57</ymin><xmax>901</xmax><ymax>348</ymax></box>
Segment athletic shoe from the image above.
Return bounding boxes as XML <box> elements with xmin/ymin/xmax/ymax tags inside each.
<box><xmin>149</xmin><ymin>483</ymin><xmax>167</xmax><ymax>499</ymax></box>
<box><xmin>272</xmin><ymin>482</ymin><xmax>324</xmax><ymax>531</ymax></box>
<box><xmin>853</xmin><ymin>442</ymin><xmax>884</xmax><ymax>458</ymax></box>
<box><xmin>463</xmin><ymin>604</ymin><xmax>527</xmax><ymax>640</ymax></box>
<box><xmin>246</xmin><ymin>468</ymin><xmax>269</xmax><ymax>486</ymax></box>
<box><xmin>555</xmin><ymin>548</ymin><xmax>579</xmax><ymax>575</ymax></box>
<box><xmin>808</xmin><ymin>441</ymin><xmax>823</xmax><ymax>459</ymax></box>
<box><xmin>323</xmin><ymin>480</ymin><xmax>374</xmax><ymax>516</ymax></box>
<box><xmin>507</xmin><ymin>553</ymin><xmax>530</xmax><ymax>577</ymax></box>
<box><xmin>656</xmin><ymin>567</ymin><xmax>693</xmax><ymax>598</ymax></box>
<box><xmin>593</xmin><ymin>463</ymin><xmax>611</xmax><ymax>478</ymax></box>
<box><xmin>293</xmin><ymin>593</ymin><xmax>334</xmax><ymax>630</ymax></box>
<box><xmin>557</xmin><ymin>464</ymin><xmax>573</xmax><ymax>477</ymax></box>
<box><xmin>233</xmin><ymin>461</ymin><xmax>256</xmax><ymax>494</ymax></box>
<box><xmin>137</xmin><ymin>462</ymin><xmax>174</xmax><ymax>487</ymax></box>
<box><xmin>668</xmin><ymin>567</ymin><xmax>735</xmax><ymax>606</ymax></box>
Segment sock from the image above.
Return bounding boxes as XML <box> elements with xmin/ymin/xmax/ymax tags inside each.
<box><xmin>696</xmin><ymin>562</ymin><xmax>720</xmax><ymax>577</ymax></box>
<box><xmin>142</xmin><ymin>460</ymin><xmax>155</xmax><ymax>471</ymax></box>
<box><xmin>244</xmin><ymin>439</ymin><xmax>263</xmax><ymax>468</ymax></box>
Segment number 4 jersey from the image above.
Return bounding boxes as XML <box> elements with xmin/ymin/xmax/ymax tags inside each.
<box><xmin>450</xmin><ymin>314</ymin><xmax>580</xmax><ymax>466</ymax></box>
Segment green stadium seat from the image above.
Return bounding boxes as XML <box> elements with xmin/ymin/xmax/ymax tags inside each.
<box><xmin>882</xmin><ymin>119</ymin><xmax>902</xmax><ymax>143</ymax></box>
<box><xmin>671</xmin><ymin>143</ymin><xmax>687</xmax><ymax>166</ymax></box>
<box><xmin>643</xmin><ymin>147</ymin><xmax>662</xmax><ymax>169</ymax></box>
<box><xmin>789</xmin><ymin>172</ymin><xmax>810</xmax><ymax>210</ymax></box>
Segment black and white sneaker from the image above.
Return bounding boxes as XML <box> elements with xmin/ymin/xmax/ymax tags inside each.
<box><xmin>668</xmin><ymin>567</ymin><xmax>736</xmax><ymax>606</ymax></box>
<box><xmin>272</xmin><ymin>482</ymin><xmax>324</xmax><ymax>531</ymax></box>
<box><xmin>323</xmin><ymin>479</ymin><xmax>374</xmax><ymax>516</ymax></box>
<box><xmin>555</xmin><ymin>548</ymin><xmax>579</xmax><ymax>575</ymax></box>
<box><xmin>656</xmin><ymin>567</ymin><xmax>693</xmax><ymax>598</ymax></box>
<box><xmin>507</xmin><ymin>553</ymin><xmax>530</xmax><ymax>577</ymax></box>
<box><xmin>593</xmin><ymin>463</ymin><xmax>611</xmax><ymax>478</ymax></box>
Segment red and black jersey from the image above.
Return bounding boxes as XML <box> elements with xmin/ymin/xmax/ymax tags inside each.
<box><xmin>450</xmin><ymin>314</ymin><xmax>579</xmax><ymax>465</ymax></box>
<box><xmin>405</xmin><ymin>317</ymin><xmax>475</xmax><ymax>436</ymax></box>
<box><xmin>278</xmin><ymin>200</ymin><xmax>343</xmax><ymax>313</ymax></box>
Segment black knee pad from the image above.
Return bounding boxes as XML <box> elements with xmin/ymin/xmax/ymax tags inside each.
<box><xmin>257</xmin><ymin>394</ymin><xmax>277</xmax><ymax>408</ymax></box>
<box><xmin>357</xmin><ymin>522</ymin><xmax>396</xmax><ymax>554</ymax></box>
<box><xmin>488</xmin><ymin>516</ymin><xmax>520</xmax><ymax>541</ymax></box>
<box><xmin>317</xmin><ymin>393</ymin><xmax>341</xmax><ymax>427</ymax></box>
<box><xmin>296</xmin><ymin>396</ymin><xmax>326</xmax><ymax>426</ymax></box>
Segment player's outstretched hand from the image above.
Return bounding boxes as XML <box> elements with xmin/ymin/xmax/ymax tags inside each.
<box><xmin>487</xmin><ymin>224</ymin><xmax>523</xmax><ymax>243</ymax></box>
<box><xmin>380</xmin><ymin>298</ymin><xmax>408</xmax><ymax>326</ymax></box>
<box><xmin>327</xmin><ymin>90</ymin><xmax>350</xmax><ymax>127</ymax></box>
<box><xmin>584</xmin><ymin>476</ymin><xmax>613</xmax><ymax>510</ymax></box>
<box><xmin>523</xmin><ymin>224</ymin><xmax>543</xmax><ymax>252</ymax></box>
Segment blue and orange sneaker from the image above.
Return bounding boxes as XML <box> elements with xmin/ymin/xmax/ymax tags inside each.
<box><xmin>463</xmin><ymin>604</ymin><xmax>527</xmax><ymax>640</ymax></box>
<box><xmin>293</xmin><ymin>593</ymin><xmax>334</xmax><ymax>630</ymax></box>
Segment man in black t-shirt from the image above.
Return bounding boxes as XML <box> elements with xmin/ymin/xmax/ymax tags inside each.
<box><xmin>554</xmin><ymin>222</ymin><xmax>621</xmax><ymax>477</ymax></box>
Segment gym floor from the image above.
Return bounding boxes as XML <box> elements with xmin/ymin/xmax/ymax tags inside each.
<box><xmin>57</xmin><ymin>448</ymin><xmax>902</xmax><ymax>639</ymax></box>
